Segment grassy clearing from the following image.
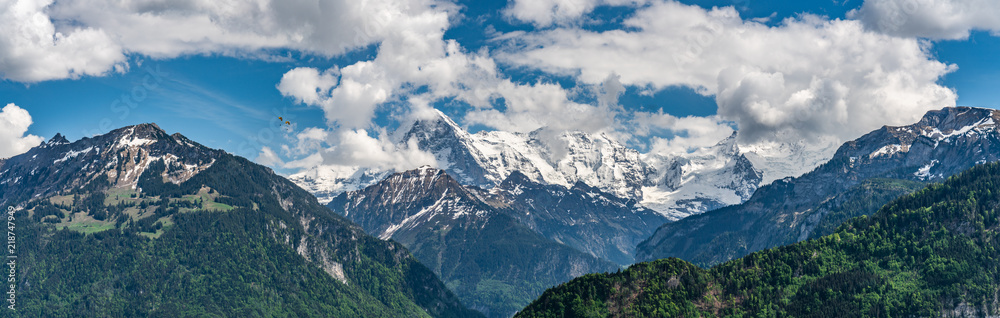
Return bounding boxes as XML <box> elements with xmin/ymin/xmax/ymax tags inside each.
<box><xmin>104</xmin><ymin>187</ymin><xmax>146</xmax><ymax>206</ymax></box>
<box><xmin>58</xmin><ymin>212</ymin><xmax>117</xmax><ymax>234</ymax></box>
<box><xmin>39</xmin><ymin>186</ymin><xmax>234</xmax><ymax>237</ymax></box>
<box><xmin>49</xmin><ymin>195</ymin><xmax>74</xmax><ymax>206</ymax></box>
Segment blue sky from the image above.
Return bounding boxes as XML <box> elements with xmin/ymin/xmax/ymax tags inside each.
<box><xmin>1</xmin><ymin>0</ymin><xmax>998</xmax><ymax>175</ymax></box>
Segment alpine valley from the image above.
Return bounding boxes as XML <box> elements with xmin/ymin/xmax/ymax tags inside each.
<box><xmin>0</xmin><ymin>124</ymin><xmax>483</xmax><ymax>317</ymax></box>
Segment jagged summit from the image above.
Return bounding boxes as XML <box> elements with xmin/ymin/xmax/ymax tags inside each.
<box><xmin>915</xmin><ymin>106</ymin><xmax>997</xmax><ymax>129</ymax></box>
<box><xmin>46</xmin><ymin>133</ymin><xmax>70</xmax><ymax>146</ymax></box>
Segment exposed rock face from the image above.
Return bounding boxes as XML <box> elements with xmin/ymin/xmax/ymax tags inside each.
<box><xmin>481</xmin><ymin>171</ymin><xmax>668</xmax><ymax>265</ymax></box>
<box><xmin>637</xmin><ymin>107</ymin><xmax>1000</xmax><ymax>266</ymax></box>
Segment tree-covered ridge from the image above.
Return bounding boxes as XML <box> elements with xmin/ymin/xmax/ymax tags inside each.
<box><xmin>3</xmin><ymin>149</ymin><xmax>481</xmax><ymax>317</ymax></box>
<box><xmin>806</xmin><ymin>178</ymin><xmax>926</xmax><ymax>240</ymax></box>
<box><xmin>516</xmin><ymin>162</ymin><xmax>1000</xmax><ymax>317</ymax></box>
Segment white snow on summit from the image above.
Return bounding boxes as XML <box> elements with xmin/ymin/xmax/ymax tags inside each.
<box><xmin>291</xmin><ymin>110</ymin><xmax>773</xmax><ymax>219</ymax></box>
<box><xmin>740</xmin><ymin>138</ymin><xmax>839</xmax><ymax>184</ymax></box>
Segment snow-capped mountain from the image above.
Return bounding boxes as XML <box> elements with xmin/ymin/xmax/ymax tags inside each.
<box><xmin>292</xmin><ymin>110</ymin><xmax>764</xmax><ymax>219</ymax></box>
<box><xmin>740</xmin><ymin>137</ymin><xmax>840</xmax><ymax>184</ymax></box>
<box><xmin>471</xmin><ymin>129</ymin><xmax>651</xmax><ymax>201</ymax></box>
<box><xmin>0</xmin><ymin>123</ymin><xmax>220</xmax><ymax>206</ymax></box>
<box><xmin>640</xmin><ymin>132</ymin><xmax>763</xmax><ymax>220</ymax></box>
<box><xmin>637</xmin><ymin>106</ymin><xmax>1000</xmax><ymax>265</ymax></box>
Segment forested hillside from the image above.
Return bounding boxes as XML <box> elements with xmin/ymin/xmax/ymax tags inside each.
<box><xmin>516</xmin><ymin>162</ymin><xmax>1000</xmax><ymax>317</ymax></box>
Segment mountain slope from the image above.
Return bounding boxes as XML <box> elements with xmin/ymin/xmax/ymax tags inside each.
<box><xmin>637</xmin><ymin>106</ymin><xmax>1000</xmax><ymax>266</ymax></box>
<box><xmin>0</xmin><ymin>124</ymin><xmax>481</xmax><ymax>317</ymax></box>
<box><xmin>479</xmin><ymin>171</ymin><xmax>668</xmax><ymax>265</ymax></box>
<box><xmin>517</xmin><ymin>161</ymin><xmax>1000</xmax><ymax>317</ymax></box>
<box><xmin>327</xmin><ymin>167</ymin><xmax>619</xmax><ymax>318</ymax></box>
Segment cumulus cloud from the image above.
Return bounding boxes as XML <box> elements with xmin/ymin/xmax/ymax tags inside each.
<box><xmin>850</xmin><ymin>0</ymin><xmax>1000</xmax><ymax>40</ymax></box>
<box><xmin>0</xmin><ymin>0</ymin><xmax>127</xmax><ymax>82</ymax></box>
<box><xmin>0</xmin><ymin>103</ymin><xmax>44</xmax><ymax>158</ymax></box>
<box><xmin>499</xmin><ymin>1</ymin><xmax>958</xmax><ymax>149</ymax></box>
<box><xmin>463</xmin><ymin>80</ymin><xmax>618</xmax><ymax>134</ymax></box>
<box><xmin>47</xmin><ymin>0</ymin><xmax>456</xmax><ymax>57</ymax></box>
<box><xmin>633</xmin><ymin>111</ymin><xmax>735</xmax><ymax>154</ymax></box>
<box><xmin>0</xmin><ymin>0</ymin><xmax>458</xmax><ymax>82</ymax></box>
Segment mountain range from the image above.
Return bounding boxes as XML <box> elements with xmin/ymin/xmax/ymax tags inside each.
<box><xmin>292</xmin><ymin>110</ymin><xmax>764</xmax><ymax>221</ymax></box>
<box><xmin>7</xmin><ymin>106</ymin><xmax>1000</xmax><ymax>317</ymax></box>
<box><xmin>0</xmin><ymin>124</ymin><xmax>482</xmax><ymax>317</ymax></box>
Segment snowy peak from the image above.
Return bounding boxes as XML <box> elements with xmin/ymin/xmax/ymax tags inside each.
<box><xmin>395</xmin><ymin>109</ymin><xmax>470</xmax><ymax>143</ymax></box>
<box><xmin>639</xmin><ymin>131</ymin><xmax>762</xmax><ymax>220</ymax></box>
<box><xmin>327</xmin><ymin>167</ymin><xmax>493</xmax><ymax>240</ymax></box>
<box><xmin>472</xmin><ymin>128</ymin><xmax>652</xmax><ymax>201</ymax></box>
<box><xmin>397</xmin><ymin>111</ymin><xmax>499</xmax><ymax>188</ymax></box>
<box><xmin>45</xmin><ymin>133</ymin><xmax>70</xmax><ymax>146</ymax></box>
<box><xmin>0</xmin><ymin>123</ymin><xmax>221</xmax><ymax>206</ymax></box>
<box><xmin>830</xmin><ymin>106</ymin><xmax>1000</xmax><ymax>181</ymax></box>
<box><xmin>295</xmin><ymin>110</ymin><xmax>763</xmax><ymax>219</ymax></box>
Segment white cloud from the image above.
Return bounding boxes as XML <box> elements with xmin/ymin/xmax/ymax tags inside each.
<box><xmin>0</xmin><ymin>0</ymin><xmax>127</xmax><ymax>82</ymax></box>
<box><xmin>47</xmin><ymin>0</ymin><xmax>456</xmax><ymax>57</ymax></box>
<box><xmin>634</xmin><ymin>111</ymin><xmax>735</xmax><ymax>154</ymax></box>
<box><xmin>0</xmin><ymin>103</ymin><xmax>44</xmax><ymax>158</ymax></box>
<box><xmin>293</xmin><ymin>127</ymin><xmax>329</xmax><ymax>156</ymax></box>
<box><xmin>499</xmin><ymin>1</ymin><xmax>958</xmax><ymax>149</ymax></box>
<box><xmin>850</xmin><ymin>0</ymin><xmax>1000</xmax><ymax>40</ymax></box>
<box><xmin>0</xmin><ymin>0</ymin><xmax>459</xmax><ymax>82</ymax></box>
<box><xmin>505</xmin><ymin>0</ymin><xmax>649</xmax><ymax>27</ymax></box>
<box><xmin>255</xmin><ymin>146</ymin><xmax>284</xmax><ymax>167</ymax></box>
<box><xmin>311</xmin><ymin>128</ymin><xmax>437</xmax><ymax>171</ymax></box>
<box><xmin>463</xmin><ymin>80</ymin><xmax>618</xmax><ymax>134</ymax></box>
